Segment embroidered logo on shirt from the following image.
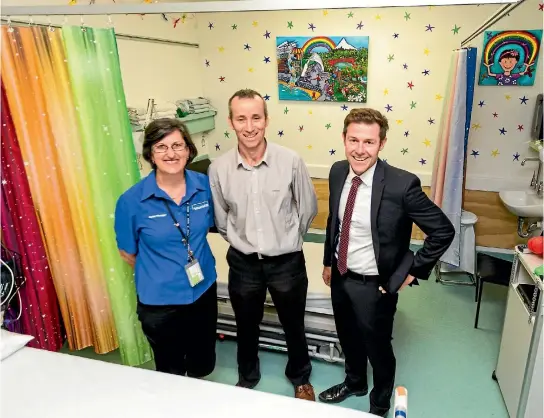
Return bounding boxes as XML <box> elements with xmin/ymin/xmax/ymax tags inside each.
<box><xmin>148</xmin><ymin>213</ymin><xmax>167</xmax><ymax>219</ymax></box>
<box><xmin>192</xmin><ymin>201</ymin><xmax>209</xmax><ymax>211</ymax></box>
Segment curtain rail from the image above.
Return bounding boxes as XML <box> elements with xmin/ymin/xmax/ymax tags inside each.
<box><xmin>0</xmin><ymin>18</ymin><xmax>199</xmax><ymax>48</ymax></box>
<box><xmin>1</xmin><ymin>0</ymin><xmax>518</xmax><ymax>16</ymax></box>
<box><xmin>461</xmin><ymin>0</ymin><xmax>526</xmax><ymax>47</ymax></box>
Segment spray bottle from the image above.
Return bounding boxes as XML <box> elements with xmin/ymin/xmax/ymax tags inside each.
<box><xmin>394</xmin><ymin>386</ymin><xmax>408</xmax><ymax>417</ymax></box>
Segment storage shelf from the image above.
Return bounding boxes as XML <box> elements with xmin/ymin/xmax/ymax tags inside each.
<box><xmin>131</xmin><ymin>110</ymin><xmax>217</xmax><ymax>135</ymax></box>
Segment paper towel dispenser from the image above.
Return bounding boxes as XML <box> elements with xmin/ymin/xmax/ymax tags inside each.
<box><xmin>531</xmin><ymin>94</ymin><xmax>543</xmax><ymax>140</ymax></box>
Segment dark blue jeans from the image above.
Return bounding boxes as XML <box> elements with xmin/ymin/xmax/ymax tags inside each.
<box><xmin>226</xmin><ymin>246</ymin><xmax>312</xmax><ymax>387</ymax></box>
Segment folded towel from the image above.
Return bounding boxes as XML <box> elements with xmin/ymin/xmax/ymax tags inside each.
<box><xmin>188</xmin><ymin>98</ymin><xmax>210</xmax><ymax>105</ymax></box>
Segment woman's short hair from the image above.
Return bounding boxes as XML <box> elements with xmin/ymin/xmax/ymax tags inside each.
<box><xmin>141</xmin><ymin>118</ymin><xmax>198</xmax><ymax>170</ymax></box>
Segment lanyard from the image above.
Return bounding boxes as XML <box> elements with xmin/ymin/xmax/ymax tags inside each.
<box><xmin>162</xmin><ymin>201</ymin><xmax>194</xmax><ymax>262</ymax></box>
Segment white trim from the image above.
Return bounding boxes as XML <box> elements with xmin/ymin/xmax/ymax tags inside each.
<box><xmin>401</xmin><ymin>239</ymin><xmax>515</xmax><ymax>254</ymax></box>
<box><xmin>464</xmin><ymin>175</ymin><xmax>530</xmax><ymax>192</ymax></box>
<box><xmin>307</xmin><ymin>163</ymin><xmax>529</xmax><ymax>192</ymax></box>
<box><xmin>1</xmin><ymin>0</ymin><xmax>517</xmax><ymax>16</ymax></box>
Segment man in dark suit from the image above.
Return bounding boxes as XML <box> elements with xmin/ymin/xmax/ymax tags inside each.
<box><xmin>318</xmin><ymin>108</ymin><xmax>455</xmax><ymax>417</ymax></box>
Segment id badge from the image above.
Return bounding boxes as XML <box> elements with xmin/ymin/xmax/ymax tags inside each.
<box><xmin>185</xmin><ymin>259</ymin><xmax>204</xmax><ymax>287</ymax></box>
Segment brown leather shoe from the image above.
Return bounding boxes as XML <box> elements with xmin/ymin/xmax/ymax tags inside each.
<box><xmin>295</xmin><ymin>383</ymin><xmax>316</xmax><ymax>401</ymax></box>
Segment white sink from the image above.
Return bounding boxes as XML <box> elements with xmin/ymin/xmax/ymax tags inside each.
<box><xmin>499</xmin><ymin>190</ymin><xmax>543</xmax><ymax>218</ymax></box>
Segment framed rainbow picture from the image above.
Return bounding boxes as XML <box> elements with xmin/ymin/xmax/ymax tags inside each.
<box><xmin>276</xmin><ymin>36</ymin><xmax>369</xmax><ymax>102</ymax></box>
<box><xmin>478</xmin><ymin>29</ymin><xmax>542</xmax><ymax>86</ymax></box>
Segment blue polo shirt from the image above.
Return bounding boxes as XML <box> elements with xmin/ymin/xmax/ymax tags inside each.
<box><xmin>114</xmin><ymin>169</ymin><xmax>217</xmax><ymax>305</ymax></box>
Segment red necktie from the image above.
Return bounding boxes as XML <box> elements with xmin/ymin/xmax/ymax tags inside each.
<box><xmin>337</xmin><ymin>176</ymin><xmax>363</xmax><ymax>275</ymax></box>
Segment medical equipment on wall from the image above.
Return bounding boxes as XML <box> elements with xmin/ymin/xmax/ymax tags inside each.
<box><xmin>1</xmin><ymin>246</ymin><xmax>26</xmax><ymax>325</ymax></box>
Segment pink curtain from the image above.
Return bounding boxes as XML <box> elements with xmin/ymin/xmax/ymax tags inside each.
<box><xmin>1</xmin><ymin>82</ymin><xmax>64</xmax><ymax>351</ymax></box>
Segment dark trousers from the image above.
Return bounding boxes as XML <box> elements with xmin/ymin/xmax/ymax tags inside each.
<box><xmin>226</xmin><ymin>246</ymin><xmax>312</xmax><ymax>387</ymax></box>
<box><xmin>331</xmin><ymin>260</ymin><xmax>398</xmax><ymax>411</ymax></box>
<box><xmin>136</xmin><ymin>281</ymin><xmax>218</xmax><ymax>377</ymax></box>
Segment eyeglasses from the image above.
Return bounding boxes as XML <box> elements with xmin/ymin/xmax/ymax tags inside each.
<box><xmin>153</xmin><ymin>142</ymin><xmax>188</xmax><ymax>153</ymax></box>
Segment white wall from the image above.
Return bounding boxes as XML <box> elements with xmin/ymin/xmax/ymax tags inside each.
<box><xmin>464</xmin><ymin>0</ymin><xmax>543</xmax><ymax>192</ymax></box>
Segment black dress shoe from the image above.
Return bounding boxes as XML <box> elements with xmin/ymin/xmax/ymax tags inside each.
<box><xmin>318</xmin><ymin>382</ymin><xmax>368</xmax><ymax>403</ymax></box>
<box><xmin>235</xmin><ymin>378</ymin><xmax>260</xmax><ymax>389</ymax></box>
<box><xmin>369</xmin><ymin>405</ymin><xmax>390</xmax><ymax>417</ymax></box>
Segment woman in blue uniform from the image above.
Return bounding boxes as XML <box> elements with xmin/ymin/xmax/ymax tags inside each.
<box><xmin>114</xmin><ymin>118</ymin><xmax>217</xmax><ymax>377</ymax></box>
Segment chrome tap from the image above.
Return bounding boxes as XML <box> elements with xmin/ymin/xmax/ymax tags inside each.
<box><xmin>521</xmin><ymin>157</ymin><xmax>543</xmax><ymax>190</ymax></box>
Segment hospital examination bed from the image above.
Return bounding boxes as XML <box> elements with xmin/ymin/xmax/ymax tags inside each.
<box><xmin>208</xmin><ymin>234</ymin><xmax>345</xmax><ymax>364</ymax></box>
<box><xmin>1</xmin><ymin>342</ymin><xmax>377</xmax><ymax>418</ymax></box>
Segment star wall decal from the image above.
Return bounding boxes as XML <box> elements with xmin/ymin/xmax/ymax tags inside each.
<box><xmin>357</xmin><ymin>21</ymin><xmax>364</xmax><ymax>30</ymax></box>
<box><xmin>205</xmin><ymin>60</ymin><xmax>210</xmax><ymax>67</ymax></box>
<box><xmin>263</xmin><ymin>94</ymin><xmax>270</xmax><ymax>101</ymax></box>
<box><xmin>419</xmin><ymin>158</ymin><xmax>427</xmax><ymax>165</ymax></box>
<box><xmin>493</xmin><ymin>112</ymin><xmax>498</xmax><ymax>118</ymax></box>
<box><xmin>329</xmin><ymin>149</ymin><xmax>336</xmax><ymax>155</ymax></box>
<box><xmin>435</xmin><ymin>94</ymin><xmax>443</xmax><ymax>100</ymax></box>
<box><xmin>231</xmin><ymin>24</ymin><xmax>237</xmax><ymax>30</ymax></box>
<box><xmin>491</xmin><ymin>149</ymin><xmax>500</xmax><ymax>157</ymax></box>
<box><xmin>385</xmin><ymin>104</ymin><xmax>393</xmax><ymax>112</ymax></box>
<box><xmin>287</xmin><ymin>21</ymin><xmax>293</xmax><ymax>29</ymax></box>
<box><xmin>499</xmin><ymin>127</ymin><xmax>507</xmax><ymax>135</ymax></box>
<box><xmin>404</xmin><ymin>12</ymin><xmax>411</xmax><ymax>20</ymax></box>
<box><xmin>219</xmin><ymin>76</ymin><xmax>225</xmax><ymax>82</ymax></box>
<box><xmin>426</xmin><ymin>24</ymin><xmax>435</xmax><ymax>32</ymax></box>
<box><xmin>244</xmin><ymin>43</ymin><xmax>251</xmax><ymax>50</ymax></box>
<box><xmin>428</xmin><ymin>118</ymin><xmax>435</xmax><ymax>124</ymax></box>
<box><xmin>471</xmin><ymin>150</ymin><xmax>479</xmax><ymax>158</ymax></box>
<box><xmin>452</xmin><ymin>24</ymin><xmax>461</xmax><ymax>34</ymax></box>
<box><xmin>396</xmin><ymin>120</ymin><xmax>403</xmax><ymax>124</ymax></box>
<box><xmin>263</xmin><ymin>56</ymin><xmax>270</xmax><ymax>63</ymax></box>
<box><xmin>208</xmin><ymin>22</ymin><xmax>214</xmax><ymax>30</ymax></box>
<box><xmin>215</xmin><ymin>143</ymin><xmax>220</xmax><ymax>150</ymax></box>
<box><xmin>341</xmin><ymin>105</ymin><xmax>348</xmax><ymax>110</ymax></box>
<box><xmin>401</xmin><ymin>148</ymin><xmax>408</xmax><ymax>155</ymax></box>
<box><xmin>224</xmin><ymin>131</ymin><xmax>230</xmax><ymax>138</ymax></box>
<box><xmin>263</xmin><ymin>30</ymin><xmax>271</xmax><ymax>38</ymax></box>
<box><xmin>403</xmin><ymin>63</ymin><xmax>408</xmax><ymax>69</ymax></box>
<box><xmin>252</xmin><ymin>21</ymin><xmax>258</xmax><ymax>27</ymax></box>
<box><xmin>513</xmin><ymin>152</ymin><xmax>520</xmax><ymax>161</ymax></box>
<box><xmin>423</xmin><ymin>139</ymin><xmax>431</xmax><ymax>147</ymax></box>
<box><xmin>424</xmin><ymin>48</ymin><xmax>430</xmax><ymax>55</ymax></box>
<box><xmin>518</xmin><ymin>124</ymin><xmax>524</xmax><ymax>131</ymax></box>
<box><xmin>299</xmin><ymin>125</ymin><xmax>304</xmax><ymax>132</ymax></box>
<box><xmin>520</xmin><ymin>96</ymin><xmax>528</xmax><ymax>104</ymax></box>
<box><xmin>505</xmin><ymin>95</ymin><xmax>511</xmax><ymax>100</ymax></box>
<box><xmin>383</xmin><ymin>88</ymin><xmax>389</xmax><ymax>95</ymax></box>
<box><xmin>393</xmin><ymin>33</ymin><xmax>399</xmax><ymax>38</ymax></box>
<box><xmin>284</xmin><ymin>106</ymin><xmax>289</xmax><ymax>114</ymax></box>
<box><xmin>471</xmin><ymin>123</ymin><xmax>481</xmax><ymax>129</ymax></box>
<box><xmin>478</xmin><ymin>100</ymin><xmax>485</xmax><ymax>107</ymax></box>
<box><xmin>347</xmin><ymin>11</ymin><xmax>354</xmax><ymax>18</ymax></box>
<box><xmin>325</xmin><ymin>123</ymin><xmax>332</xmax><ymax>129</ymax></box>
<box><xmin>388</xmin><ymin>54</ymin><xmax>395</xmax><ymax>62</ymax></box>
<box><xmin>410</xmin><ymin>101</ymin><xmax>417</xmax><ymax>109</ymax></box>
<box><xmin>404</xmin><ymin>130</ymin><xmax>410</xmax><ymax>137</ymax></box>
<box><xmin>308</xmin><ymin>23</ymin><xmax>316</xmax><ymax>31</ymax></box>
<box><xmin>407</xmin><ymin>81</ymin><xmax>414</xmax><ymax>89</ymax></box>
<box><xmin>278</xmin><ymin>130</ymin><xmax>284</xmax><ymax>137</ymax></box>
<box><xmin>422</xmin><ymin>69</ymin><xmax>430</xmax><ymax>76</ymax></box>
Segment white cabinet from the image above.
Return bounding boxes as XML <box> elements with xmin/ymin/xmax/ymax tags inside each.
<box><xmin>495</xmin><ymin>250</ymin><xmax>543</xmax><ymax>418</ymax></box>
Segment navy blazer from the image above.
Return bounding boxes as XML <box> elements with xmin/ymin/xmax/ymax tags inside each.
<box><xmin>323</xmin><ymin>159</ymin><xmax>455</xmax><ymax>293</ymax></box>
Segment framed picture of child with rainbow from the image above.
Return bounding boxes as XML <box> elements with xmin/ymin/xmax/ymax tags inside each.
<box><xmin>478</xmin><ymin>29</ymin><xmax>542</xmax><ymax>86</ymax></box>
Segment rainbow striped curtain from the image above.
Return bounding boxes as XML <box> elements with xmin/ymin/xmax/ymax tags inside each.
<box><xmin>1</xmin><ymin>25</ymin><xmax>152</xmax><ymax>366</ymax></box>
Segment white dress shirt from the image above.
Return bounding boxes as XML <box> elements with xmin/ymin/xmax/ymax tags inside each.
<box><xmin>335</xmin><ymin>162</ymin><xmax>379</xmax><ymax>275</ymax></box>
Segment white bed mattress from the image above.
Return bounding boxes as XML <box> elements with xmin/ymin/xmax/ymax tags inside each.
<box><xmin>208</xmin><ymin>234</ymin><xmax>333</xmax><ymax>310</ymax></box>
<box><xmin>1</xmin><ymin>347</ymin><xmax>375</xmax><ymax>418</ymax></box>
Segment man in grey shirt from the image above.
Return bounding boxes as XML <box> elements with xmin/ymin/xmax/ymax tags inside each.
<box><xmin>208</xmin><ymin>88</ymin><xmax>318</xmax><ymax>401</ymax></box>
